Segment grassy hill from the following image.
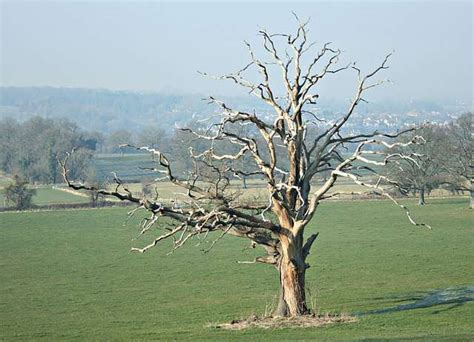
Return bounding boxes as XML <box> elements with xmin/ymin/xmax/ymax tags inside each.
<box><xmin>0</xmin><ymin>198</ymin><xmax>472</xmax><ymax>340</ymax></box>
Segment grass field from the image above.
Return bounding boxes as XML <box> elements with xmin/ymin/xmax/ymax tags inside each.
<box><xmin>0</xmin><ymin>186</ymin><xmax>89</xmax><ymax>208</ymax></box>
<box><xmin>93</xmin><ymin>153</ymin><xmax>157</xmax><ymax>182</ymax></box>
<box><xmin>0</xmin><ymin>197</ymin><xmax>472</xmax><ymax>340</ymax></box>
<box><xmin>92</xmin><ymin>153</ymin><xmax>386</xmax><ymax>183</ymax></box>
<box><xmin>0</xmin><ymin>172</ymin><xmax>90</xmax><ymax>208</ymax></box>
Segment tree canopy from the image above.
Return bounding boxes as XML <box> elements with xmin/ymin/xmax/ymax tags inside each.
<box><xmin>0</xmin><ymin>116</ymin><xmax>99</xmax><ymax>183</ymax></box>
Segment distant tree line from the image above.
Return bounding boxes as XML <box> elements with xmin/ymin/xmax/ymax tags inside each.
<box><xmin>1</xmin><ymin>112</ymin><xmax>471</xmax><ymax>209</ymax></box>
<box><xmin>0</xmin><ymin>116</ymin><xmax>100</xmax><ymax>183</ymax></box>
<box><xmin>387</xmin><ymin>113</ymin><xmax>472</xmax><ymax>207</ymax></box>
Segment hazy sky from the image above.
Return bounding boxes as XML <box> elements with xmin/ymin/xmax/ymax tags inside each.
<box><xmin>1</xmin><ymin>1</ymin><xmax>472</xmax><ymax>102</ymax></box>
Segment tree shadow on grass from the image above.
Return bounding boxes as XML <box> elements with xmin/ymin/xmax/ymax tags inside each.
<box><xmin>357</xmin><ymin>286</ymin><xmax>474</xmax><ymax>316</ymax></box>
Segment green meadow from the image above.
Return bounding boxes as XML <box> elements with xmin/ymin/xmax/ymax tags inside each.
<box><xmin>0</xmin><ymin>186</ymin><xmax>89</xmax><ymax>208</ymax></box>
<box><xmin>0</xmin><ymin>198</ymin><xmax>472</xmax><ymax>340</ymax></box>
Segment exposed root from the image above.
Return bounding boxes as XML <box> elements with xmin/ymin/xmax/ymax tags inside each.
<box><xmin>208</xmin><ymin>313</ymin><xmax>357</xmax><ymax>330</ymax></box>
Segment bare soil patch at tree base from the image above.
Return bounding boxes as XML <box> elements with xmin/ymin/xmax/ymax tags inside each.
<box><xmin>210</xmin><ymin>313</ymin><xmax>357</xmax><ymax>330</ymax></box>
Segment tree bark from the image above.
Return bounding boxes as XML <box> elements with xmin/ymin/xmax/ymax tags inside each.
<box><xmin>418</xmin><ymin>187</ymin><xmax>426</xmax><ymax>206</ymax></box>
<box><xmin>273</xmin><ymin>234</ymin><xmax>309</xmax><ymax>317</ymax></box>
<box><xmin>274</xmin><ymin>284</ymin><xmax>288</xmax><ymax>317</ymax></box>
<box><xmin>470</xmin><ymin>179</ymin><xmax>473</xmax><ymax>209</ymax></box>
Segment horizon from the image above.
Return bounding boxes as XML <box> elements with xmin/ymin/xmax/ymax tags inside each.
<box><xmin>1</xmin><ymin>85</ymin><xmax>471</xmax><ymax>108</ymax></box>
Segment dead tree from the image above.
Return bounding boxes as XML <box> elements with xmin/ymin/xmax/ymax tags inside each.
<box><xmin>60</xmin><ymin>17</ymin><xmax>430</xmax><ymax>317</ymax></box>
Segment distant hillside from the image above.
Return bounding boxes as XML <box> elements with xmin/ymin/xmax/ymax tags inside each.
<box><xmin>0</xmin><ymin>87</ymin><xmax>213</xmax><ymax>133</ymax></box>
<box><xmin>1</xmin><ymin>86</ymin><xmax>469</xmax><ymax>134</ymax></box>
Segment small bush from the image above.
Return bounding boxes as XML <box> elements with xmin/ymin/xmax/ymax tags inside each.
<box><xmin>4</xmin><ymin>175</ymin><xmax>36</xmax><ymax>210</ymax></box>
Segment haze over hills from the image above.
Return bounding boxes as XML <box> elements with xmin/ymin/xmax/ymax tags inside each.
<box><xmin>0</xmin><ymin>87</ymin><xmax>211</xmax><ymax>133</ymax></box>
<box><xmin>0</xmin><ymin>86</ymin><xmax>471</xmax><ymax>134</ymax></box>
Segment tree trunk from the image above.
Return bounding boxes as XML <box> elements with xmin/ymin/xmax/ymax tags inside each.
<box><xmin>273</xmin><ymin>234</ymin><xmax>308</xmax><ymax>317</ymax></box>
<box><xmin>470</xmin><ymin>179</ymin><xmax>473</xmax><ymax>209</ymax></box>
<box><xmin>418</xmin><ymin>187</ymin><xmax>426</xmax><ymax>206</ymax></box>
